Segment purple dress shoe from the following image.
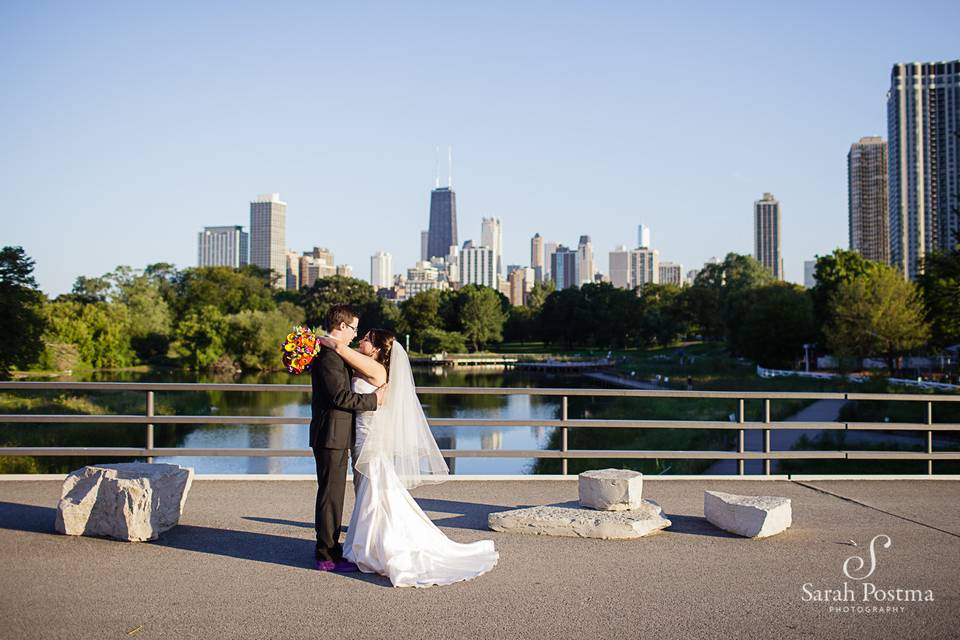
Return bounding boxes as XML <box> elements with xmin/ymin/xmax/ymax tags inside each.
<box><xmin>315</xmin><ymin>560</ymin><xmax>337</xmax><ymax>572</ymax></box>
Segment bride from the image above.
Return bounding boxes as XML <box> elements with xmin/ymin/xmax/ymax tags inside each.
<box><xmin>317</xmin><ymin>328</ymin><xmax>498</xmax><ymax>587</ymax></box>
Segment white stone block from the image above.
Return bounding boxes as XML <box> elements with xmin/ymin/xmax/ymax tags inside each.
<box><xmin>578</xmin><ymin>468</ymin><xmax>643</xmax><ymax>511</ymax></box>
<box><xmin>55</xmin><ymin>463</ymin><xmax>193</xmax><ymax>542</ymax></box>
<box><xmin>488</xmin><ymin>500</ymin><xmax>670</xmax><ymax>539</ymax></box>
<box><xmin>703</xmin><ymin>490</ymin><xmax>791</xmax><ymax>539</ymax></box>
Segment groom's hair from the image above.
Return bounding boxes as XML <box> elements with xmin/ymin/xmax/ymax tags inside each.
<box><xmin>325</xmin><ymin>304</ymin><xmax>359</xmax><ymax>332</ymax></box>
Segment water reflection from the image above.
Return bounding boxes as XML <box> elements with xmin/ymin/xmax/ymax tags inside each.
<box><xmin>6</xmin><ymin>367</ymin><xmax>605</xmax><ymax>475</ymax></box>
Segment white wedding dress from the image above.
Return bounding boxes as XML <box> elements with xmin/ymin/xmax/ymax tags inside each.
<box><xmin>343</xmin><ymin>367</ymin><xmax>498</xmax><ymax>588</ymax></box>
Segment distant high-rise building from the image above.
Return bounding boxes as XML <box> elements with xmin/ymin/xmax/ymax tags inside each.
<box><xmin>609</xmin><ymin>246</ymin><xmax>631</xmax><ymax>288</ymax></box>
<box><xmin>848</xmin><ymin>137</ymin><xmax>890</xmax><ymax>264</ymax></box>
<box><xmin>426</xmin><ymin>187</ymin><xmax>458</xmax><ymax>261</ymax></box>
<box><xmin>659</xmin><ymin>261</ymin><xmax>683</xmax><ymax>287</ymax></box>
<box><xmin>370</xmin><ymin>251</ymin><xmax>393</xmax><ymax>290</ymax></box>
<box><xmin>551</xmin><ymin>245</ymin><xmax>579</xmax><ymax>290</ymax></box>
<box><xmin>686</xmin><ymin>269</ymin><xmax>700</xmax><ymax>285</ymax></box>
<box><xmin>577</xmin><ymin>236</ymin><xmax>594</xmax><ymax>286</ymax></box>
<box><xmin>298</xmin><ymin>247</ymin><xmax>335</xmax><ymax>289</ymax></box>
<box><xmin>461</xmin><ymin>241</ymin><xmax>495</xmax><ymax>288</ymax></box>
<box><xmin>249</xmin><ymin>193</ymin><xmax>287</xmax><ymax>288</ymax></box>
<box><xmin>888</xmin><ymin>60</ymin><xmax>960</xmax><ymax>279</ymax></box>
<box><xmin>631</xmin><ymin>247</ymin><xmax>660</xmax><ymax>288</ymax></box>
<box><xmin>420</xmin><ymin>230</ymin><xmax>429</xmax><ymax>262</ymax></box>
<box><xmin>285</xmin><ymin>250</ymin><xmax>300</xmax><ymax>290</ymax></box>
<box><xmin>198</xmin><ymin>225</ymin><xmax>248</xmax><ymax>268</ymax></box>
<box><xmin>336</xmin><ymin>264</ymin><xmax>353</xmax><ymax>278</ymax></box>
<box><xmin>405</xmin><ymin>261</ymin><xmax>448</xmax><ymax>298</ymax></box>
<box><xmin>507</xmin><ymin>269</ymin><xmax>526</xmax><ymax>306</ymax></box>
<box><xmin>804</xmin><ymin>260</ymin><xmax>817</xmax><ymax>288</ymax></box>
<box><xmin>481</xmin><ymin>217</ymin><xmax>503</xmax><ymax>280</ymax></box>
<box><xmin>544</xmin><ymin>242</ymin><xmax>558</xmax><ymax>280</ymax></box>
<box><xmin>530</xmin><ymin>233</ymin><xmax>545</xmax><ymax>282</ymax></box>
<box><xmin>754</xmin><ymin>192</ymin><xmax>783</xmax><ymax>280</ymax></box>
<box><xmin>638</xmin><ymin>224</ymin><xmax>651</xmax><ymax>249</ymax></box>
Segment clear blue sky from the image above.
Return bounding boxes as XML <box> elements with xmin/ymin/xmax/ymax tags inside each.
<box><xmin>2</xmin><ymin>1</ymin><xmax>958</xmax><ymax>295</ymax></box>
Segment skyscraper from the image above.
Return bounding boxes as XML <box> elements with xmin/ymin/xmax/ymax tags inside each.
<box><xmin>420</xmin><ymin>230</ymin><xmax>429</xmax><ymax>262</ymax></box>
<box><xmin>198</xmin><ymin>225</ymin><xmax>248</xmax><ymax>268</ymax></box>
<box><xmin>888</xmin><ymin>60</ymin><xmax>960</xmax><ymax>279</ymax></box>
<box><xmin>370</xmin><ymin>251</ymin><xmax>393</xmax><ymax>290</ymax></box>
<box><xmin>659</xmin><ymin>261</ymin><xmax>683</xmax><ymax>286</ymax></box>
<box><xmin>848</xmin><ymin>137</ymin><xmax>890</xmax><ymax>264</ymax></box>
<box><xmin>577</xmin><ymin>235</ymin><xmax>594</xmax><ymax>286</ymax></box>
<box><xmin>609</xmin><ymin>246</ymin><xmax>631</xmax><ymax>288</ymax></box>
<box><xmin>638</xmin><ymin>224</ymin><xmax>651</xmax><ymax>249</ymax></box>
<box><xmin>460</xmin><ymin>241</ymin><xmax>495</xmax><ymax>288</ymax></box>
<box><xmin>544</xmin><ymin>242</ymin><xmax>558</xmax><ymax>280</ymax></box>
<box><xmin>530</xmin><ymin>233</ymin><xmax>545</xmax><ymax>283</ymax></box>
<box><xmin>481</xmin><ymin>217</ymin><xmax>503</xmax><ymax>280</ymax></box>
<box><xmin>630</xmin><ymin>247</ymin><xmax>659</xmax><ymax>288</ymax></box>
<box><xmin>426</xmin><ymin>187</ymin><xmax>457</xmax><ymax>261</ymax></box>
<box><xmin>551</xmin><ymin>245</ymin><xmax>579</xmax><ymax>289</ymax></box>
<box><xmin>754</xmin><ymin>192</ymin><xmax>783</xmax><ymax>280</ymax></box>
<box><xmin>249</xmin><ymin>193</ymin><xmax>287</xmax><ymax>288</ymax></box>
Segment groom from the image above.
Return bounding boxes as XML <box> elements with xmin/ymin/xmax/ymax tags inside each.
<box><xmin>310</xmin><ymin>304</ymin><xmax>384</xmax><ymax>572</ymax></box>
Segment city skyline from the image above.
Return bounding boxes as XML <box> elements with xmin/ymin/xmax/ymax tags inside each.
<box><xmin>2</xmin><ymin>3</ymin><xmax>959</xmax><ymax>295</ymax></box>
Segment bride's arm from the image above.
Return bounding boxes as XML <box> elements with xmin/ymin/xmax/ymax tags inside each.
<box><xmin>320</xmin><ymin>338</ymin><xmax>387</xmax><ymax>386</ymax></box>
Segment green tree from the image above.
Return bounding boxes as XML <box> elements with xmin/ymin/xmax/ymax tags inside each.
<box><xmin>458</xmin><ymin>285</ymin><xmax>507</xmax><ymax>351</ymax></box>
<box><xmin>420</xmin><ymin>327</ymin><xmax>467</xmax><ymax>354</ymax></box>
<box><xmin>724</xmin><ymin>283</ymin><xmax>815</xmax><ymax>368</ymax></box>
<box><xmin>825</xmin><ymin>267</ymin><xmax>930</xmax><ymax>373</ymax></box>
<box><xmin>398</xmin><ymin>289</ymin><xmax>443</xmax><ymax>352</ymax></box>
<box><xmin>115</xmin><ymin>271</ymin><xmax>172</xmax><ymax>361</ymax></box>
<box><xmin>689</xmin><ymin>253</ymin><xmax>774</xmax><ymax>339</ymax></box>
<box><xmin>173</xmin><ymin>266</ymin><xmax>276</xmax><ymax>318</ymax></box>
<box><xmin>0</xmin><ymin>247</ymin><xmax>47</xmax><ymax>376</ymax></box>
<box><xmin>299</xmin><ymin>276</ymin><xmax>378</xmax><ymax>328</ymax></box>
<box><xmin>175</xmin><ymin>305</ymin><xmax>227</xmax><ymax>370</ymax></box>
<box><xmin>810</xmin><ymin>249</ymin><xmax>883</xmax><ymax>341</ymax></box>
<box><xmin>225</xmin><ymin>309</ymin><xmax>294</xmax><ymax>370</ymax></box>
<box><xmin>637</xmin><ymin>284</ymin><xmax>686</xmax><ymax>348</ymax></box>
<box><xmin>917</xmin><ymin>250</ymin><xmax>960</xmax><ymax>348</ymax></box>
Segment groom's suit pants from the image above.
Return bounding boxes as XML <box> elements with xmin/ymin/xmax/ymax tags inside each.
<box><xmin>314</xmin><ymin>447</ymin><xmax>349</xmax><ymax>562</ymax></box>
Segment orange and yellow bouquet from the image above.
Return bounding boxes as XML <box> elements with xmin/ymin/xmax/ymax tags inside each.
<box><xmin>281</xmin><ymin>326</ymin><xmax>322</xmax><ymax>374</ymax></box>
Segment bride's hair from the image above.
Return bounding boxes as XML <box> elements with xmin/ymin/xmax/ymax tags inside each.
<box><xmin>368</xmin><ymin>329</ymin><xmax>396</xmax><ymax>380</ymax></box>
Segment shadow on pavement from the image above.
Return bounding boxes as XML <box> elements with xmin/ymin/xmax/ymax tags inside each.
<box><xmin>665</xmin><ymin>513</ymin><xmax>741</xmax><ymax>538</ymax></box>
<box><xmin>242</xmin><ymin>498</ymin><xmax>505</xmax><ymax>533</ymax></box>
<box><xmin>0</xmin><ymin>502</ymin><xmax>57</xmax><ymax>534</ymax></box>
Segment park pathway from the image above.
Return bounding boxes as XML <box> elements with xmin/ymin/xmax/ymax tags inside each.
<box><xmin>703</xmin><ymin>399</ymin><xmax>848</xmax><ymax>475</ymax></box>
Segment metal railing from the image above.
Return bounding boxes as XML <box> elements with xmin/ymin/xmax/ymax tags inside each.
<box><xmin>1</xmin><ymin>381</ymin><xmax>959</xmax><ymax>475</ymax></box>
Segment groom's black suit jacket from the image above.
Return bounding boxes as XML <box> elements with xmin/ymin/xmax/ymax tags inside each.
<box><xmin>309</xmin><ymin>346</ymin><xmax>377</xmax><ymax>450</ymax></box>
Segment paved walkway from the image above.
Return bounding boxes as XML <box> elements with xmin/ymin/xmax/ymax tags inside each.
<box><xmin>1</xmin><ymin>478</ymin><xmax>958</xmax><ymax>639</ymax></box>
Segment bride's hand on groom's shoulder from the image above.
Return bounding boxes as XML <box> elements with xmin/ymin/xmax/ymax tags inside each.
<box><xmin>317</xmin><ymin>335</ymin><xmax>339</xmax><ymax>352</ymax></box>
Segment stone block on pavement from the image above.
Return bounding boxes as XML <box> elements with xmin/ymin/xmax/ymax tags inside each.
<box><xmin>488</xmin><ymin>499</ymin><xmax>670</xmax><ymax>539</ymax></box>
<box><xmin>55</xmin><ymin>463</ymin><xmax>194</xmax><ymax>542</ymax></box>
<box><xmin>703</xmin><ymin>490</ymin><xmax>791</xmax><ymax>539</ymax></box>
<box><xmin>578</xmin><ymin>468</ymin><xmax>643</xmax><ymax>511</ymax></box>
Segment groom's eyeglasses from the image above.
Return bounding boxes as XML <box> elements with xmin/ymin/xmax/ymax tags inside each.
<box><xmin>346</xmin><ymin>323</ymin><xmax>359</xmax><ymax>335</ymax></box>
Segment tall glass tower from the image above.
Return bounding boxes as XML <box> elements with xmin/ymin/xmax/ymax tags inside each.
<box><xmin>250</xmin><ymin>193</ymin><xmax>287</xmax><ymax>288</ymax></box>
<box><xmin>888</xmin><ymin>60</ymin><xmax>960</xmax><ymax>279</ymax></box>
<box><xmin>427</xmin><ymin>187</ymin><xmax>458</xmax><ymax>261</ymax></box>
<box><xmin>754</xmin><ymin>192</ymin><xmax>783</xmax><ymax>280</ymax></box>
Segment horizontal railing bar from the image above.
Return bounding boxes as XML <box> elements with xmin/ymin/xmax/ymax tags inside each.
<box><xmin>3</xmin><ymin>415</ymin><xmax>959</xmax><ymax>433</ymax></box>
<box><xmin>845</xmin><ymin>422</ymin><xmax>960</xmax><ymax>431</ymax></box>
<box><xmin>845</xmin><ymin>393</ymin><xmax>960</xmax><ymax>402</ymax></box>
<box><xmin>0</xmin><ymin>381</ymin><xmax>852</xmax><ymax>399</ymax></box>
<box><xmin>845</xmin><ymin>451</ymin><xmax>960</xmax><ymax>460</ymax></box>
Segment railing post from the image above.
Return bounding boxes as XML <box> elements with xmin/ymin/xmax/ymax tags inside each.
<box><xmin>927</xmin><ymin>401</ymin><xmax>933</xmax><ymax>476</ymax></box>
<box><xmin>763</xmin><ymin>398</ymin><xmax>771</xmax><ymax>476</ymax></box>
<box><xmin>737</xmin><ymin>398</ymin><xmax>745</xmax><ymax>476</ymax></box>
<box><xmin>561</xmin><ymin>396</ymin><xmax>569</xmax><ymax>476</ymax></box>
<box><xmin>146</xmin><ymin>391</ymin><xmax>155</xmax><ymax>464</ymax></box>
